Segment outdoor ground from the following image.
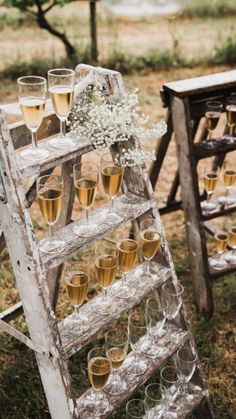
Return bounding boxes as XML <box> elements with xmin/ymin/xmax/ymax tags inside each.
<box><xmin>0</xmin><ymin>2</ymin><xmax>236</xmax><ymax>418</ymax></box>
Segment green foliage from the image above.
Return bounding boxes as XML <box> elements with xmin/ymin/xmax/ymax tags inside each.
<box><xmin>2</xmin><ymin>0</ymin><xmax>71</xmax><ymax>12</ymax></box>
<box><xmin>183</xmin><ymin>0</ymin><xmax>236</xmax><ymax>18</ymax></box>
<box><xmin>210</xmin><ymin>33</ymin><xmax>236</xmax><ymax>65</ymax></box>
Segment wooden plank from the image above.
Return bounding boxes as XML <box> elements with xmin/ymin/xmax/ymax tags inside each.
<box><xmin>41</xmin><ymin>193</ymin><xmax>152</xmax><ymax>271</ymax></box>
<box><xmin>159</xmin><ymin>199</ymin><xmax>182</xmax><ymax>215</ymax></box>
<box><xmin>163</xmin><ymin>69</ymin><xmax>236</xmax><ymax>97</ymax></box>
<box><xmin>201</xmin><ymin>193</ymin><xmax>236</xmax><ymax>221</ymax></box>
<box><xmin>209</xmin><ymin>254</ymin><xmax>236</xmax><ymax>279</ymax></box>
<box><xmin>59</xmin><ymin>263</ymin><xmax>171</xmax><ymax>358</ymax></box>
<box><xmin>0</xmin><ymin>301</ymin><xmax>23</xmax><ymax>322</ymax></box>
<box><xmin>194</xmin><ymin>136</ymin><xmax>236</xmax><ymax>159</ymax></box>
<box><xmin>163</xmin><ymin>385</ymin><xmax>209</xmax><ymax>419</ymax></box>
<box><xmin>76</xmin><ymin>327</ymin><xmax>191</xmax><ymax>418</ymax></box>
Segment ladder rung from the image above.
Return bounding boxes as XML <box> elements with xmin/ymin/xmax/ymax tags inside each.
<box><xmin>59</xmin><ymin>263</ymin><xmax>171</xmax><ymax>359</ymax></box>
<box><xmin>76</xmin><ymin>327</ymin><xmax>191</xmax><ymax>418</ymax></box>
<box><xmin>0</xmin><ymin>301</ymin><xmax>23</xmax><ymax>322</ymax></box>
<box><xmin>194</xmin><ymin>136</ymin><xmax>236</xmax><ymax>160</ymax></box>
<box><xmin>201</xmin><ymin>193</ymin><xmax>236</xmax><ymax>221</ymax></box>
<box><xmin>16</xmin><ymin>136</ymin><xmax>93</xmax><ymax>179</ymax></box>
<box><xmin>41</xmin><ymin>193</ymin><xmax>152</xmax><ymax>271</ymax></box>
<box><xmin>163</xmin><ymin>384</ymin><xmax>208</xmax><ymax>419</ymax></box>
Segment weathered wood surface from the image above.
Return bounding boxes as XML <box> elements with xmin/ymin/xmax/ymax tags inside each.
<box><xmin>163</xmin><ymin>69</ymin><xmax>236</xmax><ymax>97</ymax></box>
<box><xmin>209</xmin><ymin>254</ymin><xmax>236</xmax><ymax>279</ymax></box>
<box><xmin>41</xmin><ymin>193</ymin><xmax>152</xmax><ymax>271</ymax></box>
<box><xmin>59</xmin><ymin>264</ymin><xmax>171</xmax><ymax>358</ymax></box>
<box><xmin>163</xmin><ymin>384</ymin><xmax>209</xmax><ymax>419</ymax></box>
<box><xmin>0</xmin><ymin>301</ymin><xmax>23</xmax><ymax>322</ymax></box>
<box><xmin>76</xmin><ymin>327</ymin><xmax>191</xmax><ymax>418</ymax></box>
<box><xmin>201</xmin><ymin>193</ymin><xmax>236</xmax><ymax>221</ymax></box>
<box><xmin>194</xmin><ymin>136</ymin><xmax>236</xmax><ymax>159</ymax></box>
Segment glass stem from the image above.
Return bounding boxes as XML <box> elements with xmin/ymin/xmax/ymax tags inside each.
<box><xmin>74</xmin><ymin>305</ymin><xmax>80</xmax><ymax>320</ymax></box>
<box><xmin>84</xmin><ymin>208</ymin><xmax>89</xmax><ymax>224</ymax></box>
<box><xmin>31</xmin><ymin>131</ymin><xmax>37</xmax><ymax>149</ymax></box>
<box><xmin>207</xmin><ymin>192</ymin><xmax>212</xmax><ymax>202</ymax></box>
<box><xmin>60</xmin><ymin>119</ymin><xmax>66</xmax><ymax>138</ymax></box>
<box><xmin>146</xmin><ymin>259</ymin><xmax>151</xmax><ymax>274</ymax></box>
<box><xmin>208</xmin><ymin>130</ymin><xmax>212</xmax><ymax>140</ymax></box>
<box><xmin>109</xmin><ymin>197</ymin><xmax>114</xmax><ymax>213</ymax></box>
<box><xmin>122</xmin><ymin>272</ymin><xmax>127</xmax><ymax>286</ymax></box>
<box><xmin>103</xmin><ymin>288</ymin><xmax>107</xmax><ymax>301</ymax></box>
<box><xmin>49</xmin><ymin>224</ymin><xmax>54</xmax><ymax>238</ymax></box>
<box><xmin>229</xmin><ymin>125</ymin><xmax>234</xmax><ymax>137</ymax></box>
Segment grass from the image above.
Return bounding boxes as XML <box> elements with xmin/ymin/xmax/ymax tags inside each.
<box><xmin>182</xmin><ymin>0</ymin><xmax>236</xmax><ymax>18</ymax></box>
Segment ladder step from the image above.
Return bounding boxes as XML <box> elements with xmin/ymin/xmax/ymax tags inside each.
<box><xmin>0</xmin><ymin>301</ymin><xmax>23</xmax><ymax>322</ymax></box>
<box><xmin>209</xmin><ymin>254</ymin><xmax>236</xmax><ymax>279</ymax></box>
<box><xmin>59</xmin><ymin>263</ymin><xmax>170</xmax><ymax>359</ymax></box>
<box><xmin>16</xmin><ymin>135</ymin><xmax>93</xmax><ymax>179</ymax></box>
<box><xmin>76</xmin><ymin>327</ymin><xmax>191</xmax><ymax>418</ymax></box>
<box><xmin>162</xmin><ymin>384</ymin><xmax>208</xmax><ymax>419</ymax></box>
<box><xmin>201</xmin><ymin>193</ymin><xmax>236</xmax><ymax>221</ymax></box>
<box><xmin>41</xmin><ymin>193</ymin><xmax>152</xmax><ymax>271</ymax></box>
<box><xmin>194</xmin><ymin>136</ymin><xmax>236</xmax><ymax>159</ymax></box>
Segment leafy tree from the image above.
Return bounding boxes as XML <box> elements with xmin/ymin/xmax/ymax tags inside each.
<box><xmin>3</xmin><ymin>0</ymin><xmax>77</xmax><ymax>59</ymax></box>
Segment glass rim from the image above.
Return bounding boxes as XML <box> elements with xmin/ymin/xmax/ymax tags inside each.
<box><xmin>177</xmin><ymin>347</ymin><xmax>197</xmax><ymax>363</ymax></box>
<box><xmin>48</xmin><ymin>68</ymin><xmax>75</xmax><ymax>77</ymax></box>
<box><xmin>64</xmin><ymin>271</ymin><xmax>89</xmax><ymax>287</ymax></box>
<box><xmin>17</xmin><ymin>76</ymin><xmax>47</xmax><ymax>85</ymax></box>
<box><xmin>140</xmin><ymin>218</ymin><xmax>160</xmax><ymax>229</ymax></box>
<box><xmin>205</xmin><ymin>100</ymin><xmax>222</xmax><ymax>108</ymax></box>
<box><xmin>230</xmin><ymin>225</ymin><xmax>236</xmax><ymax>233</ymax></box>
<box><xmin>162</xmin><ymin>282</ymin><xmax>184</xmax><ymax>297</ymax></box>
<box><xmin>117</xmin><ymin>237</ymin><xmax>139</xmax><ymax>252</ymax></box>
<box><xmin>126</xmin><ymin>399</ymin><xmax>147</xmax><ymax>416</ymax></box>
<box><xmin>145</xmin><ymin>383</ymin><xmax>163</xmax><ymax>401</ymax></box>
<box><xmin>160</xmin><ymin>366</ymin><xmax>180</xmax><ymax>384</ymax></box>
<box><xmin>37</xmin><ymin>174</ymin><xmax>63</xmax><ymax>185</ymax></box>
<box><xmin>87</xmin><ymin>346</ymin><xmax>107</xmax><ymax>362</ymax></box>
<box><xmin>95</xmin><ymin>256</ymin><xmax>118</xmax><ymax>270</ymax></box>
<box><xmin>214</xmin><ymin>232</ymin><xmax>229</xmax><ymax>240</ymax></box>
<box><xmin>105</xmin><ymin>329</ymin><xmax>128</xmax><ymax>345</ymax></box>
<box><xmin>146</xmin><ymin>297</ymin><xmax>168</xmax><ymax>312</ymax></box>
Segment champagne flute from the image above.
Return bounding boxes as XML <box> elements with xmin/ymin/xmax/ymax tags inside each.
<box><xmin>205</xmin><ymin>100</ymin><xmax>222</xmax><ymax>141</ymax></box>
<box><xmin>112</xmin><ymin>232</ymin><xmax>139</xmax><ymax>300</ymax></box>
<box><xmin>145</xmin><ymin>383</ymin><xmax>167</xmax><ymax>419</ymax></box>
<box><xmin>145</xmin><ymin>297</ymin><xmax>168</xmax><ymax>357</ymax></box>
<box><xmin>92</xmin><ymin>241</ymin><xmax>118</xmax><ymax>314</ymax></box>
<box><xmin>100</xmin><ymin>151</ymin><xmax>124</xmax><ymax>222</ymax></box>
<box><xmin>162</xmin><ymin>281</ymin><xmax>184</xmax><ymax>339</ymax></box>
<box><xmin>126</xmin><ymin>399</ymin><xmax>147</xmax><ymax>419</ymax></box>
<box><xmin>226</xmin><ymin>93</ymin><xmax>236</xmax><ymax>139</ymax></box>
<box><xmin>160</xmin><ymin>365</ymin><xmax>181</xmax><ymax>408</ymax></box>
<box><xmin>225</xmin><ymin>225</ymin><xmax>236</xmax><ymax>264</ymax></box>
<box><xmin>175</xmin><ymin>345</ymin><xmax>197</xmax><ymax>396</ymax></box>
<box><xmin>85</xmin><ymin>346</ymin><xmax>111</xmax><ymax>416</ymax></box>
<box><xmin>201</xmin><ymin>165</ymin><xmax>219</xmax><ymax>213</ymax></box>
<box><xmin>135</xmin><ymin>218</ymin><xmax>162</xmax><ymax>279</ymax></box>
<box><xmin>64</xmin><ymin>259</ymin><xmax>89</xmax><ymax>327</ymax></box>
<box><xmin>37</xmin><ymin>174</ymin><xmax>65</xmax><ymax>253</ymax></box>
<box><xmin>73</xmin><ymin>161</ymin><xmax>99</xmax><ymax>236</ymax></box>
<box><xmin>18</xmin><ymin>76</ymin><xmax>49</xmax><ymax>161</ymax></box>
<box><xmin>218</xmin><ymin>160</ymin><xmax>236</xmax><ymax>206</ymax></box>
<box><xmin>210</xmin><ymin>231</ymin><xmax>228</xmax><ymax>270</ymax></box>
<box><xmin>127</xmin><ymin>311</ymin><xmax>150</xmax><ymax>376</ymax></box>
<box><xmin>48</xmin><ymin>68</ymin><xmax>76</xmax><ymax>149</ymax></box>
<box><xmin>105</xmin><ymin>329</ymin><xmax>129</xmax><ymax>395</ymax></box>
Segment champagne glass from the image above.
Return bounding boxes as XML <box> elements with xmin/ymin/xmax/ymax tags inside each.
<box><xmin>127</xmin><ymin>311</ymin><xmax>150</xmax><ymax>376</ymax></box>
<box><xmin>73</xmin><ymin>161</ymin><xmax>99</xmax><ymax>236</ymax></box>
<box><xmin>48</xmin><ymin>68</ymin><xmax>76</xmax><ymax>149</ymax></box>
<box><xmin>100</xmin><ymin>151</ymin><xmax>124</xmax><ymax>222</ymax></box>
<box><xmin>85</xmin><ymin>346</ymin><xmax>111</xmax><ymax>416</ymax></box>
<box><xmin>226</xmin><ymin>93</ymin><xmax>236</xmax><ymax>139</ymax></box>
<box><xmin>205</xmin><ymin>100</ymin><xmax>222</xmax><ymax>141</ymax></box>
<box><xmin>225</xmin><ymin>225</ymin><xmax>236</xmax><ymax>264</ymax></box>
<box><xmin>112</xmin><ymin>232</ymin><xmax>139</xmax><ymax>300</ymax></box>
<box><xmin>210</xmin><ymin>231</ymin><xmax>228</xmax><ymax>270</ymax></box>
<box><xmin>175</xmin><ymin>345</ymin><xmax>197</xmax><ymax>396</ymax></box>
<box><xmin>126</xmin><ymin>399</ymin><xmax>147</xmax><ymax>419</ymax></box>
<box><xmin>92</xmin><ymin>241</ymin><xmax>118</xmax><ymax>314</ymax></box>
<box><xmin>135</xmin><ymin>218</ymin><xmax>162</xmax><ymax>279</ymax></box>
<box><xmin>145</xmin><ymin>297</ymin><xmax>168</xmax><ymax>357</ymax></box>
<box><xmin>18</xmin><ymin>76</ymin><xmax>49</xmax><ymax>161</ymax></box>
<box><xmin>145</xmin><ymin>383</ymin><xmax>167</xmax><ymax>419</ymax></box>
<box><xmin>201</xmin><ymin>165</ymin><xmax>219</xmax><ymax>212</ymax></box>
<box><xmin>218</xmin><ymin>160</ymin><xmax>236</xmax><ymax>206</ymax></box>
<box><xmin>37</xmin><ymin>174</ymin><xmax>65</xmax><ymax>253</ymax></box>
<box><xmin>105</xmin><ymin>329</ymin><xmax>129</xmax><ymax>395</ymax></box>
<box><xmin>160</xmin><ymin>365</ymin><xmax>181</xmax><ymax>408</ymax></box>
<box><xmin>64</xmin><ymin>259</ymin><xmax>89</xmax><ymax>327</ymax></box>
<box><xmin>162</xmin><ymin>281</ymin><xmax>184</xmax><ymax>339</ymax></box>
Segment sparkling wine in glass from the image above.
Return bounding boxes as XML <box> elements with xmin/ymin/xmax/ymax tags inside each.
<box><xmin>205</xmin><ymin>100</ymin><xmax>222</xmax><ymax>141</ymax></box>
<box><xmin>226</xmin><ymin>93</ymin><xmax>236</xmax><ymax>139</ymax></box>
<box><xmin>219</xmin><ymin>160</ymin><xmax>236</xmax><ymax>206</ymax></box>
<box><xmin>48</xmin><ymin>68</ymin><xmax>76</xmax><ymax>149</ymax></box>
<box><xmin>210</xmin><ymin>232</ymin><xmax>228</xmax><ymax>270</ymax></box>
<box><xmin>92</xmin><ymin>241</ymin><xmax>118</xmax><ymax>314</ymax></box>
<box><xmin>18</xmin><ymin>76</ymin><xmax>49</xmax><ymax>161</ymax></box>
<box><xmin>135</xmin><ymin>218</ymin><xmax>161</xmax><ymax>279</ymax></box>
<box><xmin>145</xmin><ymin>383</ymin><xmax>167</xmax><ymax>419</ymax></box>
<box><xmin>175</xmin><ymin>345</ymin><xmax>197</xmax><ymax>396</ymax></box>
<box><xmin>85</xmin><ymin>346</ymin><xmax>111</xmax><ymax>416</ymax></box>
<box><xmin>37</xmin><ymin>174</ymin><xmax>65</xmax><ymax>253</ymax></box>
<box><xmin>225</xmin><ymin>225</ymin><xmax>236</xmax><ymax>264</ymax></box>
<box><xmin>64</xmin><ymin>259</ymin><xmax>89</xmax><ymax>327</ymax></box>
<box><xmin>127</xmin><ymin>311</ymin><xmax>149</xmax><ymax>376</ymax></box>
<box><xmin>145</xmin><ymin>297</ymin><xmax>168</xmax><ymax>357</ymax></box>
<box><xmin>126</xmin><ymin>399</ymin><xmax>147</xmax><ymax>419</ymax></box>
<box><xmin>100</xmin><ymin>151</ymin><xmax>124</xmax><ymax>222</ymax></box>
<box><xmin>201</xmin><ymin>165</ymin><xmax>219</xmax><ymax>213</ymax></box>
<box><xmin>160</xmin><ymin>365</ymin><xmax>181</xmax><ymax>408</ymax></box>
<box><xmin>73</xmin><ymin>161</ymin><xmax>99</xmax><ymax>236</ymax></box>
<box><xmin>105</xmin><ymin>329</ymin><xmax>129</xmax><ymax>395</ymax></box>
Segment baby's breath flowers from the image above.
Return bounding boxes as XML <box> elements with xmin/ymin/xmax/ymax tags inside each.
<box><xmin>69</xmin><ymin>85</ymin><xmax>167</xmax><ymax>166</ymax></box>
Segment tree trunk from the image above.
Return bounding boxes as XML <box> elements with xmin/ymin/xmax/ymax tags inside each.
<box><xmin>90</xmin><ymin>0</ymin><xmax>98</xmax><ymax>61</ymax></box>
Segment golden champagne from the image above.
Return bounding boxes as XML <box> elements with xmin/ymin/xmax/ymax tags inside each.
<box><xmin>117</xmin><ymin>239</ymin><xmax>138</xmax><ymax>273</ymax></box>
<box><xmin>75</xmin><ymin>178</ymin><xmax>97</xmax><ymax>208</ymax></box>
<box><xmin>204</xmin><ymin>172</ymin><xmax>218</xmax><ymax>193</ymax></box>
<box><xmin>38</xmin><ymin>189</ymin><xmax>63</xmax><ymax>224</ymax></box>
<box><xmin>140</xmin><ymin>230</ymin><xmax>161</xmax><ymax>259</ymax></box>
<box><xmin>226</xmin><ymin>105</ymin><xmax>236</xmax><ymax>125</ymax></box>
<box><xmin>101</xmin><ymin>166</ymin><xmax>124</xmax><ymax>198</ymax></box>
<box><xmin>95</xmin><ymin>255</ymin><xmax>117</xmax><ymax>288</ymax></box>
<box><xmin>229</xmin><ymin>227</ymin><xmax>236</xmax><ymax>247</ymax></box>
<box><xmin>215</xmin><ymin>233</ymin><xmax>228</xmax><ymax>253</ymax></box>
<box><xmin>88</xmin><ymin>357</ymin><xmax>110</xmax><ymax>390</ymax></box>
<box><xmin>223</xmin><ymin>170</ymin><xmax>236</xmax><ymax>187</ymax></box>
<box><xmin>205</xmin><ymin>111</ymin><xmax>220</xmax><ymax>131</ymax></box>
<box><xmin>49</xmin><ymin>85</ymin><xmax>74</xmax><ymax>118</ymax></box>
<box><xmin>20</xmin><ymin>97</ymin><xmax>45</xmax><ymax>130</ymax></box>
<box><xmin>66</xmin><ymin>273</ymin><xmax>88</xmax><ymax>306</ymax></box>
<box><xmin>107</xmin><ymin>347</ymin><xmax>125</xmax><ymax>369</ymax></box>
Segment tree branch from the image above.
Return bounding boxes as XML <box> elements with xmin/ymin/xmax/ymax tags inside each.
<box><xmin>43</xmin><ymin>1</ymin><xmax>57</xmax><ymax>14</ymax></box>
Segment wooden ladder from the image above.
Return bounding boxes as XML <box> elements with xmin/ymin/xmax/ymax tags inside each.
<box><xmin>0</xmin><ymin>65</ymin><xmax>213</xmax><ymax>418</ymax></box>
<box><xmin>150</xmin><ymin>70</ymin><xmax>236</xmax><ymax>318</ymax></box>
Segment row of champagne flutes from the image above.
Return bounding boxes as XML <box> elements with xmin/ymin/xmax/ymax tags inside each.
<box><xmin>201</xmin><ymin>160</ymin><xmax>236</xmax><ymax>213</ymax></box>
<box><xmin>205</xmin><ymin>93</ymin><xmax>236</xmax><ymax>142</ymax></box>
<box><xmin>37</xmin><ymin>153</ymin><xmax>124</xmax><ymax>253</ymax></box>
<box><xmin>83</xmin><ymin>280</ymin><xmax>185</xmax><ymax>417</ymax></box>
<box><xmin>210</xmin><ymin>226</ymin><xmax>236</xmax><ymax>270</ymax></box>
<box><xmin>18</xmin><ymin>68</ymin><xmax>76</xmax><ymax>161</ymax></box>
